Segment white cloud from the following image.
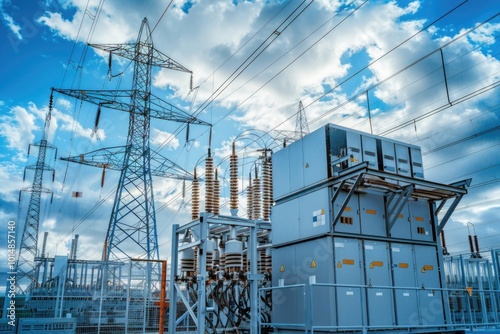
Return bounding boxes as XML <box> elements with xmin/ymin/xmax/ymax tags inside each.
<box><xmin>0</xmin><ymin>162</ymin><xmax>24</xmax><ymax>203</ymax></box>
<box><xmin>42</xmin><ymin>217</ymin><xmax>57</xmax><ymax>229</ymax></box>
<box><xmin>0</xmin><ymin>105</ymin><xmax>38</xmax><ymax>160</ymax></box>
<box><xmin>57</xmin><ymin>98</ymin><xmax>72</xmax><ymax>110</ymax></box>
<box><xmin>2</xmin><ymin>13</ymin><xmax>22</xmax><ymax>40</ymax></box>
<box><xmin>151</xmin><ymin>128</ymin><xmax>180</xmax><ymax>150</ymax></box>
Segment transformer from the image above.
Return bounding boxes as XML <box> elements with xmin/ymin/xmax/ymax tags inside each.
<box><xmin>270</xmin><ymin>123</ymin><xmax>470</xmax><ymax>333</ymax></box>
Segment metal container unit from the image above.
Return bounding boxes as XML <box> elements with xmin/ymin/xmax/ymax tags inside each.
<box><xmin>270</xmin><ymin>123</ymin><xmax>470</xmax><ymax>333</ymax></box>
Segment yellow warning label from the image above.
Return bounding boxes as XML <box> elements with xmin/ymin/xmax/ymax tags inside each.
<box><xmin>279</xmin><ymin>265</ymin><xmax>285</xmax><ymax>272</ymax></box>
<box><xmin>342</xmin><ymin>259</ymin><xmax>355</xmax><ymax>265</ymax></box>
<box><xmin>415</xmin><ymin>216</ymin><xmax>424</xmax><ymax>222</ymax></box>
<box><xmin>366</xmin><ymin>209</ymin><xmax>377</xmax><ymax>215</ymax></box>
<box><xmin>321</xmin><ymin>209</ymin><xmax>325</xmax><ymax>215</ymax></box>
<box><xmin>423</xmin><ymin>265</ymin><xmax>434</xmax><ymax>271</ymax></box>
<box><xmin>311</xmin><ymin>260</ymin><xmax>317</xmax><ymax>268</ymax></box>
<box><xmin>398</xmin><ymin>263</ymin><xmax>409</xmax><ymax>269</ymax></box>
<box><xmin>371</xmin><ymin>261</ymin><xmax>383</xmax><ymax>267</ymax></box>
<box><xmin>466</xmin><ymin>287</ymin><xmax>473</xmax><ymax>296</ymax></box>
<box><xmin>344</xmin><ymin>206</ymin><xmax>351</xmax><ymax>212</ymax></box>
<box><xmin>398</xmin><ymin>213</ymin><xmax>404</xmax><ymax>219</ymax></box>
<box><xmin>337</xmin><ymin>261</ymin><xmax>342</xmax><ymax>268</ymax></box>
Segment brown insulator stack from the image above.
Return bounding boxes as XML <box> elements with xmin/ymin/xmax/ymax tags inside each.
<box><xmin>229</xmin><ymin>142</ymin><xmax>239</xmax><ymax>216</ymax></box>
<box><xmin>218</xmin><ymin>239</ymin><xmax>226</xmax><ymax>269</ymax></box>
<box><xmin>213</xmin><ymin>169</ymin><xmax>220</xmax><ymax>215</ymax></box>
<box><xmin>262</xmin><ymin>156</ymin><xmax>273</xmax><ymax>221</ymax></box>
<box><xmin>205</xmin><ymin>149</ymin><xmax>214</xmax><ymax>213</ymax></box>
<box><xmin>193</xmin><ymin>247</ymin><xmax>199</xmax><ymax>276</ymax></box>
<box><xmin>253</xmin><ymin>168</ymin><xmax>261</xmax><ymax>221</ymax></box>
<box><xmin>258</xmin><ymin>248</ymin><xmax>266</xmax><ymax>274</ymax></box>
<box><xmin>258</xmin><ymin>248</ymin><xmax>272</xmax><ymax>274</ymax></box>
<box><xmin>192</xmin><ymin>168</ymin><xmax>200</xmax><ymax>220</ymax></box>
<box><xmin>247</xmin><ymin>176</ymin><xmax>253</xmax><ymax>220</ymax></box>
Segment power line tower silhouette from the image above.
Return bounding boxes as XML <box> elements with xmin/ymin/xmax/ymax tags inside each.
<box><xmin>294</xmin><ymin>100</ymin><xmax>309</xmax><ymax>139</ymax></box>
<box><xmin>55</xmin><ymin>18</ymin><xmax>209</xmax><ymax>261</ymax></box>
<box><xmin>274</xmin><ymin>100</ymin><xmax>310</xmax><ymax>144</ymax></box>
<box><xmin>15</xmin><ymin>91</ymin><xmax>57</xmax><ymax>293</ymax></box>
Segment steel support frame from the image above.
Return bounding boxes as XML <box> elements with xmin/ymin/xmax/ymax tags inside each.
<box><xmin>169</xmin><ymin>213</ymin><xmax>270</xmax><ymax>334</ymax></box>
<box><xmin>330</xmin><ymin>173</ymin><xmax>364</xmax><ymax>228</ymax></box>
<box><xmin>324</xmin><ymin>163</ymin><xmax>470</xmax><ymax>233</ymax></box>
<box><xmin>436</xmin><ymin>179</ymin><xmax>471</xmax><ymax>233</ymax></box>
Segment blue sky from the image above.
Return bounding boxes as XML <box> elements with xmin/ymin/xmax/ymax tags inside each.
<box><xmin>1</xmin><ymin>0</ymin><xmax>499</xmax><ymax>268</ymax></box>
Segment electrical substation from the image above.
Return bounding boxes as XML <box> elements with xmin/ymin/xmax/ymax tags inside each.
<box><xmin>2</xmin><ymin>9</ymin><xmax>500</xmax><ymax>334</ymax></box>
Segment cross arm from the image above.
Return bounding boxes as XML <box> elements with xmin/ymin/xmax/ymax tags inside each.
<box><xmin>60</xmin><ymin>145</ymin><xmax>194</xmax><ymax>180</ymax></box>
<box><xmin>89</xmin><ymin>43</ymin><xmax>192</xmax><ymax>72</ymax></box>
<box><xmin>53</xmin><ymin>88</ymin><xmax>210</xmax><ymax>126</ymax></box>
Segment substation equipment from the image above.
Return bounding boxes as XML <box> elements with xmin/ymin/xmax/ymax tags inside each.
<box><xmin>270</xmin><ymin>123</ymin><xmax>472</xmax><ymax>333</ymax></box>
<box><xmin>169</xmin><ymin>145</ymin><xmax>274</xmax><ymax>333</ymax></box>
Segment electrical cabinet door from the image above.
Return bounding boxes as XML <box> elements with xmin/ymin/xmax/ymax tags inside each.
<box><xmin>289</xmin><ymin>139</ymin><xmax>304</xmax><ymax>193</ymax></box>
<box><xmin>414</xmin><ymin>245</ymin><xmax>445</xmax><ymax>326</ymax></box>
<box><xmin>359</xmin><ymin>193</ymin><xmax>386</xmax><ymax>237</ymax></box>
<box><xmin>395</xmin><ymin>144</ymin><xmax>411</xmax><ymax>177</ymax></box>
<box><xmin>271</xmin><ymin>246</ymin><xmax>301</xmax><ymax>326</ymax></box>
<box><xmin>363</xmin><ymin>241</ymin><xmax>394</xmax><ymax>327</ymax></box>
<box><xmin>410</xmin><ymin>147</ymin><xmax>424</xmax><ymax>179</ymax></box>
<box><xmin>346</xmin><ymin>131</ymin><xmax>362</xmax><ymax>167</ymax></box>
<box><xmin>298</xmin><ymin>187</ymin><xmax>330</xmax><ymax>240</ymax></box>
<box><xmin>391</xmin><ymin>243</ymin><xmax>419</xmax><ymax>326</ymax></box>
<box><xmin>389</xmin><ymin>202</ymin><xmax>411</xmax><ymax>239</ymax></box>
<box><xmin>272</xmin><ymin>146</ymin><xmax>290</xmax><ymax>199</ymax></box>
<box><xmin>361</xmin><ymin>135</ymin><xmax>378</xmax><ymax>169</ymax></box>
<box><xmin>409</xmin><ymin>200</ymin><xmax>434</xmax><ymax>242</ymax></box>
<box><xmin>303</xmin><ymin>127</ymin><xmax>328</xmax><ymax>188</ymax></box>
<box><xmin>296</xmin><ymin>238</ymin><xmax>336</xmax><ymax>328</ymax></box>
<box><xmin>332</xmin><ymin>190</ymin><xmax>360</xmax><ymax>234</ymax></box>
<box><xmin>271</xmin><ymin>198</ymin><xmax>300</xmax><ymax>245</ymax></box>
<box><xmin>334</xmin><ymin>238</ymin><xmax>365</xmax><ymax>327</ymax></box>
<box><xmin>380</xmin><ymin>140</ymin><xmax>396</xmax><ymax>173</ymax></box>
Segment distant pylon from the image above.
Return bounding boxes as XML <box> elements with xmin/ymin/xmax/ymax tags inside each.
<box><xmin>55</xmin><ymin>18</ymin><xmax>209</xmax><ymax>261</ymax></box>
<box><xmin>274</xmin><ymin>100</ymin><xmax>310</xmax><ymax>144</ymax></box>
<box><xmin>294</xmin><ymin>100</ymin><xmax>309</xmax><ymax>139</ymax></box>
<box><xmin>15</xmin><ymin>90</ymin><xmax>57</xmax><ymax>293</ymax></box>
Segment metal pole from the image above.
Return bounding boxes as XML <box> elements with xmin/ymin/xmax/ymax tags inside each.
<box><xmin>249</xmin><ymin>224</ymin><xmax>260</xmax><ymax>334</ymax></box>
<box><xmin>159</xmin><ymin>260</ymin><xmax>167</xmax><ymax>334</ymax></box>
<box><xmin>169</xmin><ymin>224</ymin><xmax>180</xmax><ymax>333</ymax></box>
<box><xmin>197</xmin><ymin>214</ymin><xmax>208</xmax><ymax>334</ymax></box>
<box><xmin>97</xmin><ymin>263</ymin><xmax>106</xmax><ymax>334</ymax></box>
<box><xmin>125</xmin><ymin>261</ymin><xmax>132</xmax><ymax>334</ymax></box>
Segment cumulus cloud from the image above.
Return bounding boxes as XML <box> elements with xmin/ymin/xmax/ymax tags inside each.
<box><xmin>151</xmin><ymin>128</ymin><xmax>180</xmax><ymax>150</ymax></box>
<box><xmin>0</xmin><ymin>163</ymin><xmax>24</xmax><ymax>203</ymax></box>
<box><xmin>0</xmin><ymin>105</ymin><xmax>38</xmax><ymax>160</ymax></box>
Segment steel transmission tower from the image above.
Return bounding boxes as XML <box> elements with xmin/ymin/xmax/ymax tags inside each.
<box><xmin>274</xmin><ymin>100</ymin><xmax>310</xmax><ymax>144</ymax></box>
<box><xmin>294</xmin><ymin>100</ymin><xmax>309</xmax><ymax>138</ymax></box>
<box><xmin>55</xmin><ymin>18</ymin><xmax>209</xmax><ymax>261</ymax></box>
<box><xmin>15</xmin><ymin>91</ymin><xmax>57</xmax><ymax>293</ymax></box>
